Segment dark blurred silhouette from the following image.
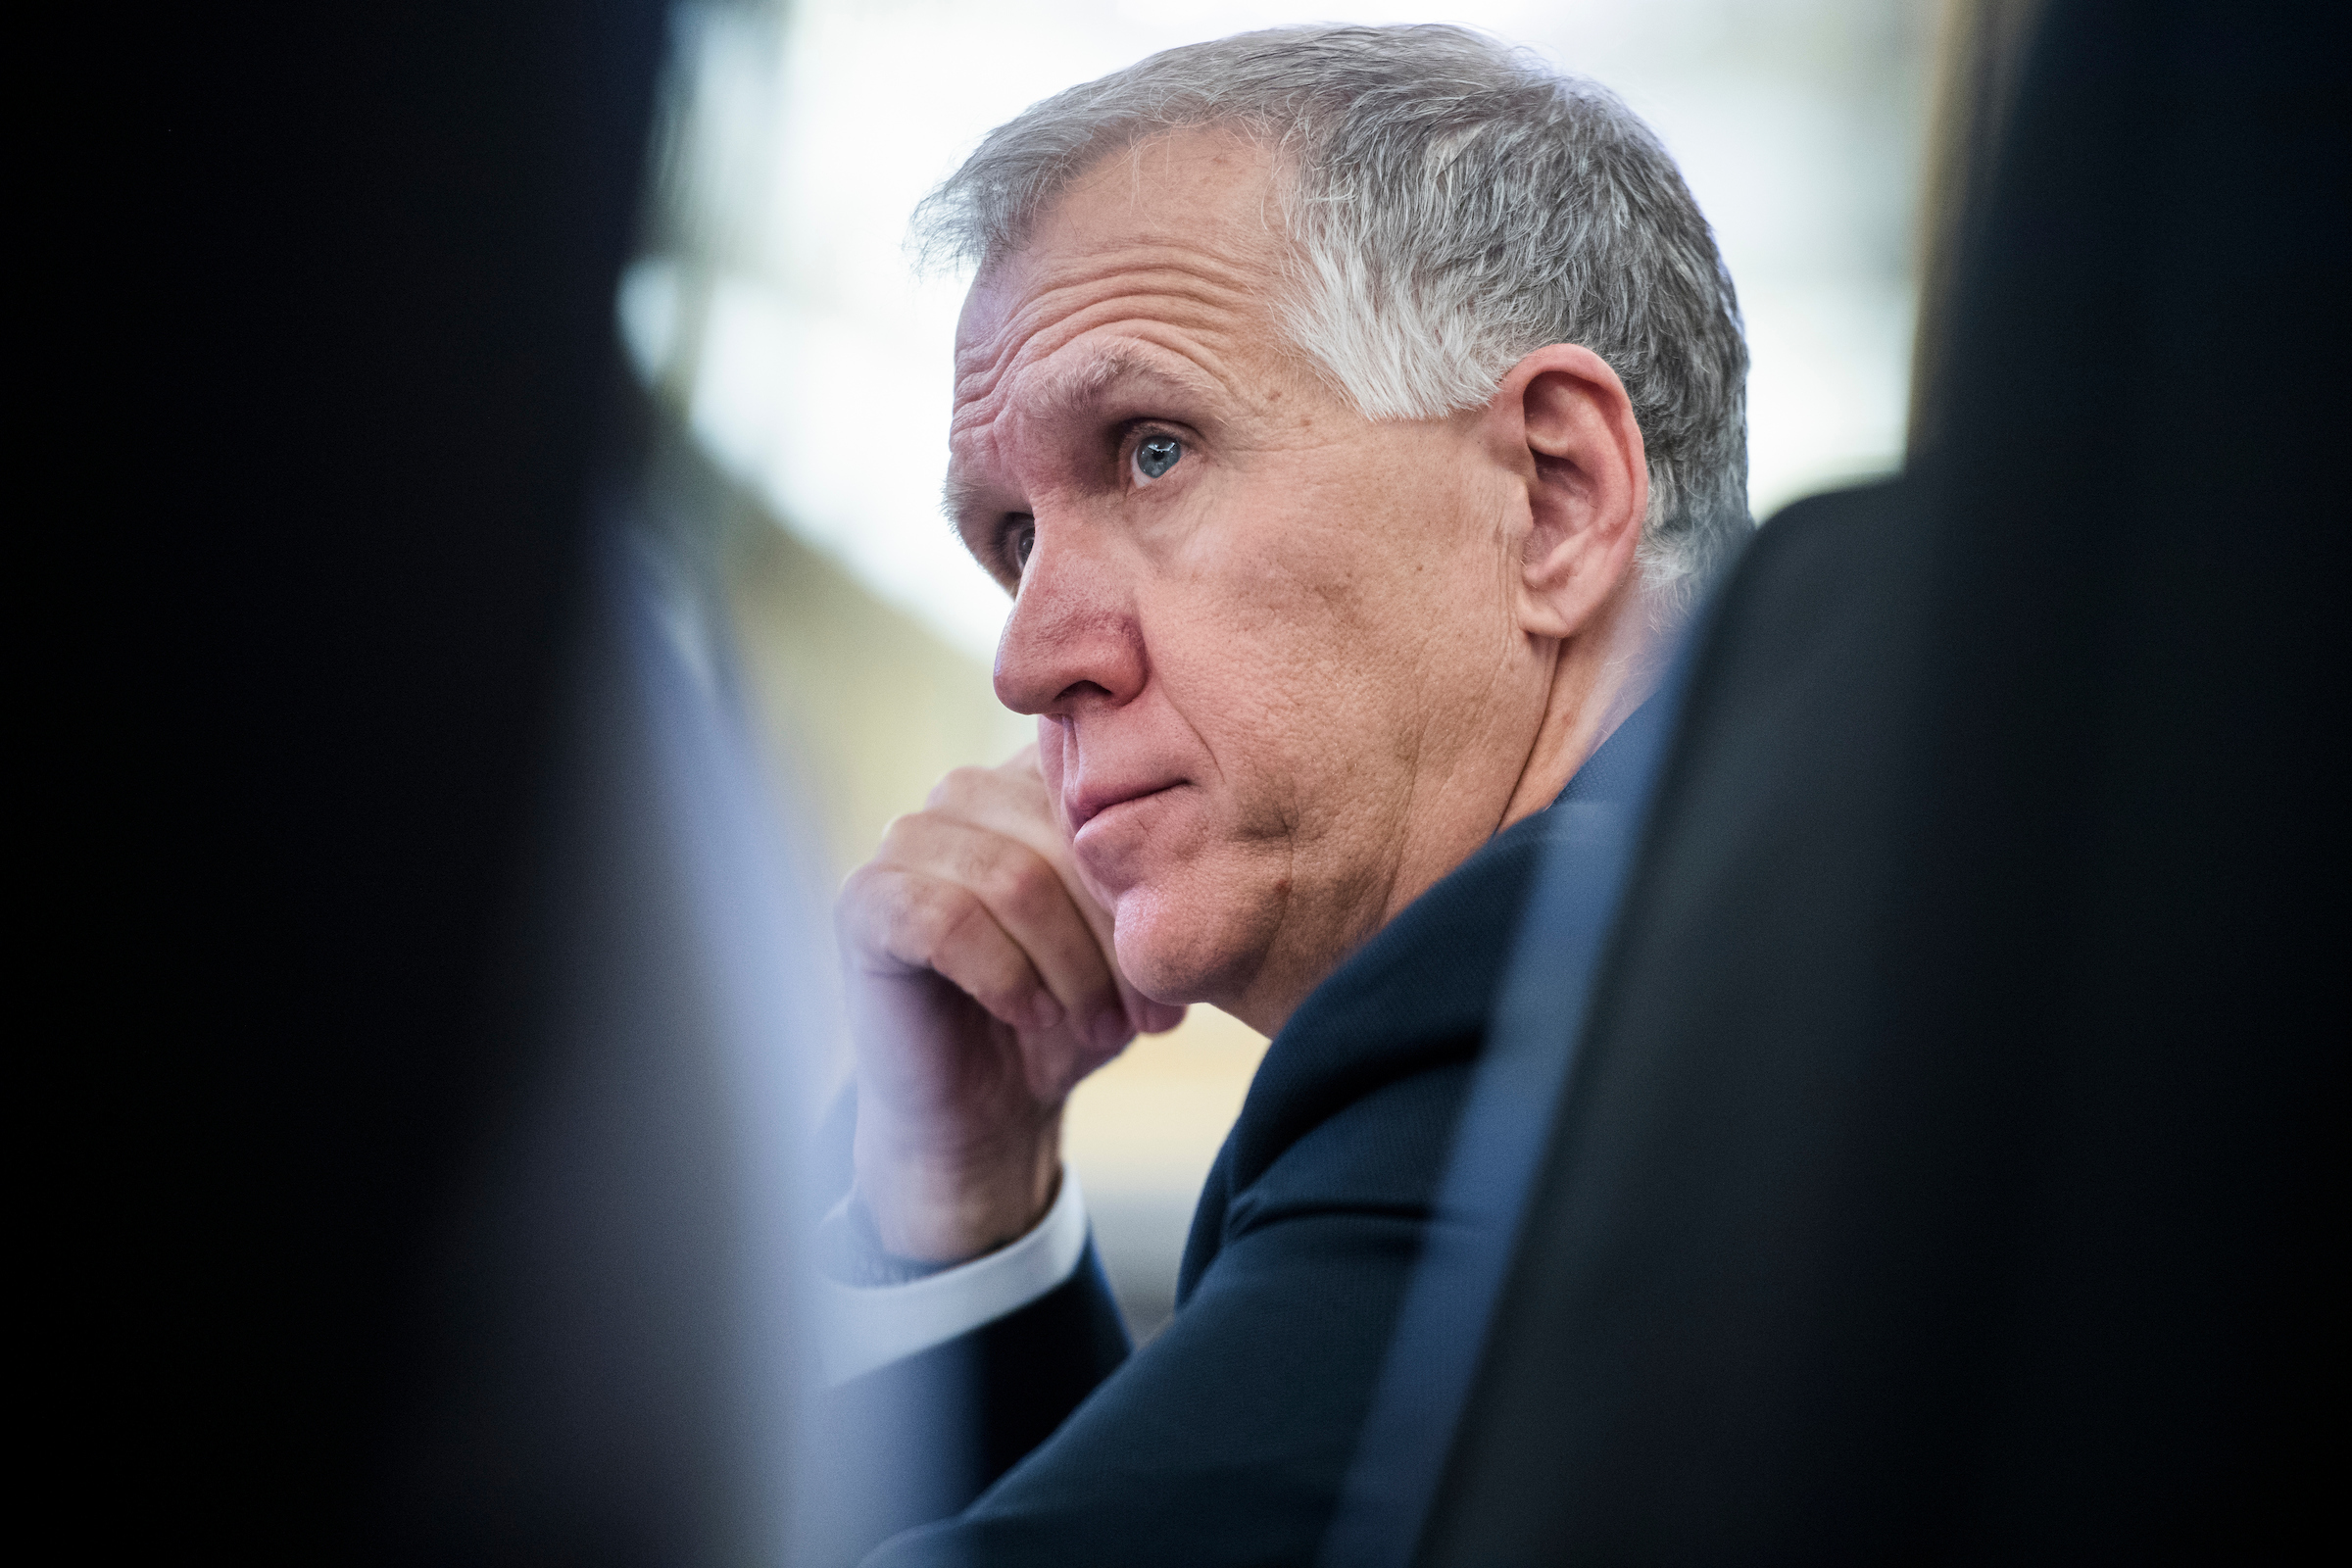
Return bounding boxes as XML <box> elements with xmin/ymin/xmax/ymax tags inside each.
<box><xmin>158</xmin><ymin>4</ymin><xmax>826</xmax><ymax>1561</ymax></box>
<box><xmin>1331</xmin><ymin>1</ymin><xmax>2339</xmax><ymax>1559</ymax></box>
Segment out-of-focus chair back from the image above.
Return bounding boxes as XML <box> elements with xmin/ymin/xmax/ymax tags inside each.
<box><xmin>1420</xmin><ymin>0</ymin><xmax>2340</xmax><ymax>1557</ymax></box>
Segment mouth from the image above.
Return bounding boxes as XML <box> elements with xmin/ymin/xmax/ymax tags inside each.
<box><xmin>1066</xmin><ymin>780</ymin><xmax>1184</xmax><ymax>839</ymax></box>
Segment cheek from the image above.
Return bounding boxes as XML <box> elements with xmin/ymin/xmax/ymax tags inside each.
<box><xmin>1143</xmin><ymin>436</ymin><xmax>1500</xmax><ymax>803</ymax></box>
<box><xmin>1148</xmin><ymin>569</ymin><xmax>1390</xmax><ymax>817</ymax></box>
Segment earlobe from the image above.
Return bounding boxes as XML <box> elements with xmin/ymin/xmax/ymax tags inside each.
<box><xmin>1499</xmin><ymin>343</ymin><xmax>1648</xmax><ymax>643</ymax></box>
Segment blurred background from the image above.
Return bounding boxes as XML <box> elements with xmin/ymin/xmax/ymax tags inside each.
<box><xmin>629</xmin><ymin>0</ymin><xmax>1939</xmax><ymax>1340</ymax></box>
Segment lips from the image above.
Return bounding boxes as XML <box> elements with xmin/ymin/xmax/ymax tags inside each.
<box><xmin>1065</xmin><ymin>778</ymin><xmax>1183</xmax><ymax>838</ymax></box>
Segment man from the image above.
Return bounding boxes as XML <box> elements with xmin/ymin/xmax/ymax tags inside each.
<box><xmin>813</xmin><ymin>24</ymin><xmax>1748</xmax><ymax>1563</ymax></box>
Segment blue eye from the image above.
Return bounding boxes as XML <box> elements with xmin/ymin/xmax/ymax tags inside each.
<box><xmin>1135</xmin><ymin>433</ymin><xmax>1183</xmax><ymax>481</ymax></box>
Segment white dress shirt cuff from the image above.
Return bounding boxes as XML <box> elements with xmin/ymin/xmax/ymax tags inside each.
<box><xmin>815</xmin><ymin>1167</ymin><xmax>1091</xmax><ymax>1387</ymax></box>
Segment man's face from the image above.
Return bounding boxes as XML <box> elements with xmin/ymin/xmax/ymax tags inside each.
<box><xmin>947</xmin><ymin>129</ymin><xmax>1555</xmax><ymax>1027</ymax></box>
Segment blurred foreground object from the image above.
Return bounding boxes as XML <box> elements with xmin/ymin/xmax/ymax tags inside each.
<box><xmin>161</xmin><ymin>2</ymin><xmax>828</xmax><ymax>1559</ymax></box>
<box><xmin>1355</xmin><ymin>1</ymin><xmax>2341</xmax><ymax>1558</ymax></box>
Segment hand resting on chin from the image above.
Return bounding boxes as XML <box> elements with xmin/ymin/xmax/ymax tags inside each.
<box><xmin>836</xmin><ymin>744</ymin><xmax>1185</xmax><ymax>1263</ymax></box>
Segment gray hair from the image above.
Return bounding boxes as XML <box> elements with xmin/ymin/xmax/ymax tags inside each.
<box><xmin>913</xmin><ymin>24</ymin><xmax>1752</xmax><ymax>603</ymax></box>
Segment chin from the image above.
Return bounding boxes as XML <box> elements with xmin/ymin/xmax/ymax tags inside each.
<box><xmin>1110</xmin><ymin>874</ymin><xmax>1276</xmax><ymax>1009</ymax></box>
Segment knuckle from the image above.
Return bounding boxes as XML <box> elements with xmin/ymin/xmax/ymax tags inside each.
<box><xmin>902</xmin><ymin>881</ymin><xmax>971</xmax><ymax>950</ymax></box>
<box><xmin>874</xmin><ymin>811</ymin><xmax>929</xmax><ymax>859</ymax></box>
<box><xmin>835</xmin><ymin>862</ymin><xmax>896</xmax><ymax>930</ymax></box>
<box><xmin>849</xmin><ymin>871</ymin><xmax>956</xmax><ymax>961</ymax></box>
<box><xmin>926</xmin><ymin>765</ymin><xmax>994</xmax><ymax>810</ymax></box>
<box><xmin>992</xmin><ymin>851</ymin><xmax>1063</xmax><ymax>922</ymax></box>
<box><xmin>922</xmin><ymin>885</ymin><xmax>1017</xmax><ymax>979</ymax></box>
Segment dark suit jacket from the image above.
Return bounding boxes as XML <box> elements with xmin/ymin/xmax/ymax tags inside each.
<box><xmin>827</xmin><ymin>705</ymin><xmax>1668</xmax><ymax>1566</ymax></box>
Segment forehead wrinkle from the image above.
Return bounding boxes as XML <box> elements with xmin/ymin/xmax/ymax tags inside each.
<box><xmin>951</xmin><ymin>328</ymin><xmax>1242</xmax><ymax>465</ymax></box>
<box><xmin>955</xmin><ymin>244</ymin><xmax>1274</xmax><ymax>404</ymax></box>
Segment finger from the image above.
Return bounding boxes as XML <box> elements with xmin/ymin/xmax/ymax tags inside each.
<box><xmin>873</xmin><ymin>812</ymin><xmax>1126</xmax><ymax>1046</ymax></box>
<box><xmin>839</xmin><ymin>862</ymin><xmax>1064</xmax><ymax>1035</ymax></box>
<box><xmin>923</xmin><ymin>760</ymin><xmax>1078</xmax><ymax>887</ymax></box>
<box><xmin>924</xmin><ymin>758</ymin><xmax>1167</xmax><ymax>1036</ymax></box>
<box><xmin>840</xmin><ymin>861</ymin><xmax>1111</xmax><ymax>1108</ymax></box>
<box><xmin>925</xmin><ymin>760</ymin><xmax>1124</xmax><ymax>972</ymax></box>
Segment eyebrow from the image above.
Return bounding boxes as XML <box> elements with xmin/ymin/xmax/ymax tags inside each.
<box><xmin>1054</xmin><ymin>345</ymin><xmax>1225</xmax><ymax>412</ymax></box>
<box><xmin>941</xmin><ymin>345</ymin><xmax>1228</xmax><ymax>531</ymax></box>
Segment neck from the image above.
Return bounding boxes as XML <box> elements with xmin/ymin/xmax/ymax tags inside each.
<box><xmin>1499</xmin><ymin>571</ymin><xmax>1673</xmax><ymax>830</ymax></box>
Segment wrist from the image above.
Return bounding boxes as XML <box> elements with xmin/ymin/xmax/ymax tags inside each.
<box><xmin>851</xmin><ymin>1102</ymin><xmax>1063</xmax><ymax>1263</ymax></box>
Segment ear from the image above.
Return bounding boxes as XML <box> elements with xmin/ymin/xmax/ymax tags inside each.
<box><xmin>1485</xmin><ymin>343</ymin><xmax>1648</xmax><ymax>641</ymax></box>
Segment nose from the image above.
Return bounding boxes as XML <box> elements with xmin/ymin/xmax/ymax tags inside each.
<box><xmin>994</xmin><ymin>522</ymin><xmax>1147</xmax><ymax>717</ymax></box>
